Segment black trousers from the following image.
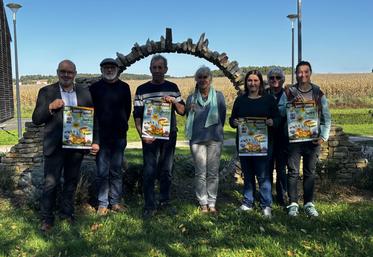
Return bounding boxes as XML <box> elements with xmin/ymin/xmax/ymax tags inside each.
<box><xmin>40</xmin><ymin>148</ymin><xmax>84</xmax><ymax>224</ymax></box>
<box><xmin>287</xmin><ymin>142</ymin><xmax>320</xmax><ymax>204</ymax></box>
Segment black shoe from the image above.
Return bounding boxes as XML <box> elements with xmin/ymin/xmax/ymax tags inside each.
<box><xmin>158</xmin><ymin>201</ymin><xmax>177</xmax><ymax>215</ymax></box>
<box><xmin>157</xmin><ymin>201</ymin><xmax>170</xmax><ymax>210</ymax></box>
<box><xmin>59</xmin><ymin>213</ymin><xmax>76</xmax><ymax>224</ymax></box>
<box><xmin>40</xmin><ymin>221</ymin><xmax>53</xmax><ymax>233</ymax></box>
<box><xmin>142</xmin><ymin>209</ymin><xmax>157</xmax><ymax>219</ymax></box>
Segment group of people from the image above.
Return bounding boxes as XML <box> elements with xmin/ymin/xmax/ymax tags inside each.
<box><xmin>32</xmin><ymin>55</ymin><xmax>331</xmax><ymax>233</ymax></box>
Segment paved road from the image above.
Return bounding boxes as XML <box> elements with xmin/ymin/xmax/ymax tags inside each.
<box><xmin>0</xmin><ymin>117</ymin><xmax>32</xmax><ymax>131</ymax></box>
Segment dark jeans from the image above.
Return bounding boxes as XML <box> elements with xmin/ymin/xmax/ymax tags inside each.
<box><xmin>41</xmin><ymin>148</ymin><xmax>84</xmax><ymax>225</ymax></box>
<box><xmin>287</xmin><ymin>141</ymin><xmax>320</xmax><ymax>204</ymax></box>
<box><xmin>269</xmin><ymin>139</ymin><xmax>288</xmax><ymax>206</ymax></box>
<box><xmin>96</xmin><ymin>138</ymin><xmax>126</xmax><ymax>208</ymax></box>
<box><xmin>142</xmin><ymin>132</ymin><xmax>176</xmax><ymax>210</ymax></box>
<box><xmin>239</xmin><ymin>156</ymin><xmax>272</xmax><ymax>208</ymax></box>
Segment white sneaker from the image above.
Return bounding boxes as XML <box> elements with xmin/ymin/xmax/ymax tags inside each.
<box><xmin>262</xmin><ymin>207</ymin><xmax>272</xmax><ymax>218</ymax></box>
<box><xmin>304</xmin><ymin>202</ymin><xmax>319</xmax><ymax>217</ymax></box>
<box><xmin>287</xmin><ymin>202</ymin><xmax>299</xmax><ymax>217</ymax></box>
<box><xmin>238</xmin><ymin>204</ymin><xmax>253</xmax><ymax>212</ymax></box>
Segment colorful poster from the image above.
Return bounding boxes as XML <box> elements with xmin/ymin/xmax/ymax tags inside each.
<box><xmin>238</xmin><ymin>117</ymin><xmax>268</xmax><ymax>156</ymax></box>
<box><xmin>62</xmin><ymin>106</ymin><xmax>94</xmax><ymax>149</ymax></box>
<box><xmin>286</xmin><ymin>101</ymin><xmax>319</xmax><ymax>143</ymax></box>
<box><xmin>142</xmin><ymin>100</ymin><xmax>172</xmax><ymax>140</ymax></box>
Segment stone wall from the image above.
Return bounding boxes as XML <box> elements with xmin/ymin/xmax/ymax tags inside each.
<box><xmin>319</xmin><ymin>126</ymin><xmax>368</xmax><ymax>183</ymax></box>
<box><xmin>0</xmin><ymin>121</ymin><xmax>368</xmax><ymax>205</ymax></box>
<box><xmin>0</xmin><ymin>122</ymin><xmax>97</xmax><ymax>206</ymax></box>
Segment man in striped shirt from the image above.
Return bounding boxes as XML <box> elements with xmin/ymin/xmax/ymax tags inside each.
<box><xmin>133</xmin><ymin>55</ymin><xmax>185</xmax><ymax>218</ymax></box>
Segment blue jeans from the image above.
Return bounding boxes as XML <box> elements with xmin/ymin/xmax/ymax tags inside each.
<box><xmin>239</xmin><ymin>156</ymin><xmax>272</xmax><ymax>208</ymax></box>
<box><xmin>142</xmin><ymin>132</ymin><xmax>176</xmax><ymax>210</ymax></box>
<box><xmin>287</xmin><ymin>142</ymin><xmax>320</xmax><ymax>204</ymax></box>
<box><xmin>96</xmin><ymin>138</ymin><xmax>126</xmax><ymax>208</ymax></box>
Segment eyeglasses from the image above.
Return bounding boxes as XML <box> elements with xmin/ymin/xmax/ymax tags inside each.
<box><xmin>198</xmin><ymin>75</ymin><xmax>209</xmax><ymax>79</ymax></box>
<box><xmin>58</xmin><ymin>70</ymin><xmax>75</xmax><ymax>75</ymax></box>
<box><xmin>269</xmin><ymin>76</ymin><xmax>282</xmax><ymax>80</ymax></box>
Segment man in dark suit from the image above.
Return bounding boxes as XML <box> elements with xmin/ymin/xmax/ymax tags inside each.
<box><xmin>32</xmin><ymin>60</ymin><xmax>99</xmax><ymax>233</ymax></box>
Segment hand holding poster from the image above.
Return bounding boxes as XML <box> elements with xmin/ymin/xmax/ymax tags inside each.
<box><xmin>238</xmin><ymin>117</ymin><xmax>268</xmax><ymax>156</ymax></box>
<box><xmin>62</xmin><ymin>106</ymin><xmax>94</xmax><ymax>149</ymax></box>
<box><xmin>286</xmin><ymin>101</ymin><xmax>319</xmax><ymax>143</ymax></box>
<box><xmin>142</xmin><ymin>100</ymin><xmax>172</xmax><ymax>140</ymax></box>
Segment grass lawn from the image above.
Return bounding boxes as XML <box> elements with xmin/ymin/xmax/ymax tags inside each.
<box><xmin>0</xmin><ymin>197</ymin><xmax>372</xmax><ymax>257</ymax></box>
<box><xmin>1</xmin><ymin>143</ymin><xmax>373</xmax><ymax>256</ymax></box>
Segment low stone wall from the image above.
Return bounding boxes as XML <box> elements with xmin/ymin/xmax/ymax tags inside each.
<box><xmin>319</xmin><ymin>126</ymin><xmax>368</xmax><ymax>183</ymax></box>
<box><xmin>0</xmin><ymin>122</ymin><xmax>369</xmax><ymax>205</ymax></box>
<box><xmin>0</xmin><ymin>122</ymin><xmax>97</xmax><ymax>206</ymax></box>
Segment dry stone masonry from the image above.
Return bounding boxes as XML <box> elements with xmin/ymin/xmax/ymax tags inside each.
<box><xmin>115</xmin><ymin>28</ymin><xmax>245</xmax><ymax>91</ymax></box>
<box><xmin>0</xmin><ymin>122</ymin><xmax>368</xmax><ymax>205</ymax></box>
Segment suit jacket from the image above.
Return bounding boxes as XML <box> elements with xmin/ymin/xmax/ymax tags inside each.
<box><xmin>32</xmin><ymin>83</ymin><xmax>94</xmax><ymax>156</ymax></box>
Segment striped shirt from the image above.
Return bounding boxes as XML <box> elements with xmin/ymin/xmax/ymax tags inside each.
<box><xmin>133</xmin><ymin>80</ymin><xmax>184</xmax><ymax>132</ymax></box>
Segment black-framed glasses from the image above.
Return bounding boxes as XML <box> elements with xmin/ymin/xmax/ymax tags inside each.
<box><xmin>269</xmin><ymin>76</ymin><xmax>282</xmax><ymax>80</ymax></box>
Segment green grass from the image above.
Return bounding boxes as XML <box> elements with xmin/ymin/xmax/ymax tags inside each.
<box><xmin>1</xmin><ymin>189</ymin><xmax>372</xmax><ymax>256</ymax></box>
<box><xmin>1</xmin><ymin>144</ymin><xmax>373</xmax><ymax>256</ymax></box>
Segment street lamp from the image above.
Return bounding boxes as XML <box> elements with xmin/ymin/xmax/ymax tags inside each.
<box><xmin>297</xmin><ymin>0</ymin><xmax>302</xmax><ymax>63</ymax></box>
<box><xmin>287</xmin><ymin>14</ymin><xmax>298</xmax><ymax>84</ymax></box>
<box><xmin>6</xmin><ymin>2</ymin><xmax>22</xmax><ymax>139</ymax></box>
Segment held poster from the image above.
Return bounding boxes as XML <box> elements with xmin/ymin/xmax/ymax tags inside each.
<box><xmin>286</xmin><ymin>101</ymin><xmax>319</xmax><ymax>143</ymax></box>
<box><xmin>238</xmin><ymin>117</ymin><xmax>268</xmax><ymax>156</ymax></box>
<box><xmin>142</xmin><ymin>100</ymin><xmax>171</xmax><ymax>140</ymax></box>
<box><xmin>62</xmin><ymin>106</ymin><xmax>94</xmax><ymax>149</ymax></box>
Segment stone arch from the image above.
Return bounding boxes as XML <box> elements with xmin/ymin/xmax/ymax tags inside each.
<box><xmin>115</xmin><ymin>28</ymin><xmax>244</xmax><ymax>91</ymax></box>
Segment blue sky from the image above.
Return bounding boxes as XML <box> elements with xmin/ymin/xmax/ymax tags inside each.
<box><xmin>4</xmin><ymin>0</ymin><xmax>373</xmax><ymax>77</ymax></box>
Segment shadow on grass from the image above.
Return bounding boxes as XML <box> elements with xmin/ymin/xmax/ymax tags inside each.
<box><xmin>1</xmin><ymin>195</ymin><xmax>373</xmax><ymax>256</ymax></box>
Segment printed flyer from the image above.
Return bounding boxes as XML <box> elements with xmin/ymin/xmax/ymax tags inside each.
<box><xmin>142</xmin><ymin>100</ymin><xmax>171</xmax><ymax>140</ymax></box>
<box><xmin>286</xmin><ymin>101</ymin><xmax>319</xmax><ymax>143</ymax></box>
<box><xmin>238</xmin><ymin>117</ymin><xmax>268</xmax><ymax>156</ymax></box>
<box><xmin>62</xmin><ymin>106</ymin><xmax>94</xmax><ymax>149</ymax></box>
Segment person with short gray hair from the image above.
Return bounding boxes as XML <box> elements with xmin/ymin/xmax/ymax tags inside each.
<box><xmin>266</xmin><ymin>67</ymin><xmax>288</xmax><ymax>207</ymax></box>
<box><xmin>133</xmin><ymin>54</ymin><xmax>185</xmax><ymax>218</ymax></box>
<box><xmin>185</xmin><ymin>66</ymin><xmax>226</xmax><ymax>213</ymax></box>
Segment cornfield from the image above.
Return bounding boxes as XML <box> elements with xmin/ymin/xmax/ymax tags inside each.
<box><xmin>17</xmin><ymin>73</ymin><xmax>373</xmax><ymax>113</ymax></box>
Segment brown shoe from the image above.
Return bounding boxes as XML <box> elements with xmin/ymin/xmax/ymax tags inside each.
<box><xmin>111</xmin><ymin>204</ymin><xmax>127</xmax><ymax>213</ymax></box>
<box><xmin>40</xmin><ymin>222</ymin><xmax>53</xmax><ymax>233</ymax></box>
<box><xmin>200</xmin><ymin>205</ymin><xmax>209</xmax><ymax>214</ymax></box>
<box><xmin>97</xmin><ymin>207</ymin><xmax>109</xmax><ymax>216</ymax></box>
<box><xmin>209</xmin><ymin>207</ymin><xmax>218</xmax><ymax>214</ymax></box>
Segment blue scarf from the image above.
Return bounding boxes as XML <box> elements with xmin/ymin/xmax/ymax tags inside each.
<box><xmin>185</xmin><ymin>86</ymin><xmax>219</xmax><ymax>140</ymax></box>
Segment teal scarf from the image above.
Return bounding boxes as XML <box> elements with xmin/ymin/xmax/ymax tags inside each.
<box><xmin>185</xmin><ymin>86</ymin><xmax>219</xmax><ymax>140</ymax></box>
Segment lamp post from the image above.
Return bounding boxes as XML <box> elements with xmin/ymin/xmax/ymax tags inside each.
<box><xmin>6</xmin><ymin>3</ymin><xmax>22</xmax><ymax>139</ymax></box>
<box><xmin>297</xmin><ymin>0</ymin><xmax>302</xmax><ymax>63</ymax></box>
<box><xmin>287</xmin><ymin>14</ymin><xmax>298</xmax><ymax>84</ymax></box>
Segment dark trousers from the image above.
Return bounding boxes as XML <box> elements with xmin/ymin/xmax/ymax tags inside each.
<box><xmin>269</xmin><ymin>139</ymin><xmax>288</xmax><ymax>206</ymax></box>
<box><xmin>142</xmin><ymin>132</ymin><xmax>176</xmax><ymax>210</ymax></box>
<box><xmin>41</xmin><ymin>148</ymin><xmax>84</xmax><ymax>224</ymax></box>
<box><xmin>287</xmin><ymin>142</ymin><xmax>320</xmax><ymax>204</ymax></box>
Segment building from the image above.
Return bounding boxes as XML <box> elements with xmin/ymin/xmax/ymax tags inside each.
<box><xmin>0</xmin><ymin>0</ymin><xmax>14</xmax><ymax>123</ymax></box>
